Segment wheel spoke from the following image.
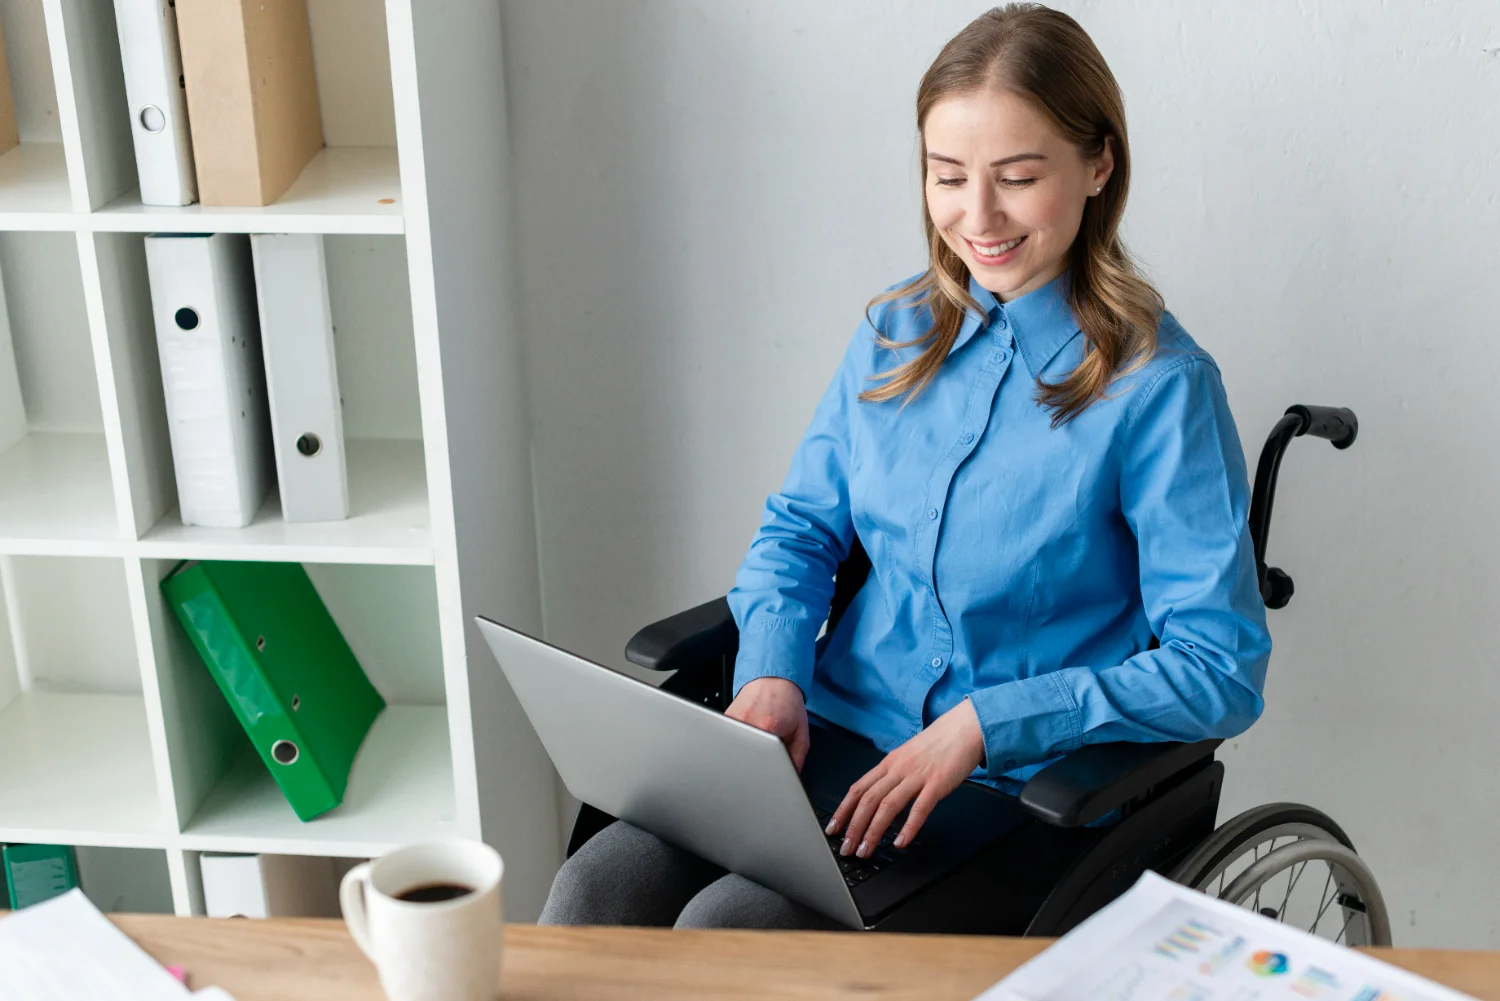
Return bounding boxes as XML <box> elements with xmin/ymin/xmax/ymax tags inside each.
<box><xmin>1310</xmin><ymin>869</ymin><xmax>1337</xmax><ymax>934</ymax></box>
<box><xmin>1276</xmin><ymin>860</ymin><xmax>1309</xmax><ymax>923</ymax></box>
<box><xmin>1335</xmin><ymin>907</ymin><xmax>1356</xmax><ymax>945</ymax></box>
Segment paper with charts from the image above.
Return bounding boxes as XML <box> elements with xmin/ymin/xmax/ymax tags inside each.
<box><xmin>979</xmin><ymin>871</ymin><xmax>1473</xmax><ymax>1001</ymax></box>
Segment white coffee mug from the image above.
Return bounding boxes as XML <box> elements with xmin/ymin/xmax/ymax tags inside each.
<box><xmin>340</xmin><ymin>839</ymin><xmax>504</xmax><ymax>1001</ymax></box>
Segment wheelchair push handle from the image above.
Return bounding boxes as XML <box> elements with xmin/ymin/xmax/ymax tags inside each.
<box><xmin>1285</xmin><ymin>404</ymin><xmax>1357</xmax><ymax>449</ymax></box>
<box><xmin>1250</xmin><ymin>403</ymin><xmax>1358</xmax><ymax>610</ymax></box>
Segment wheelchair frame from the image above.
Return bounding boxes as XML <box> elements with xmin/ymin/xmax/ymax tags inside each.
<box><xmin>566</xmin><ymin>404</ymin><xmax>1361</xmax><ymax>935</ymax></box>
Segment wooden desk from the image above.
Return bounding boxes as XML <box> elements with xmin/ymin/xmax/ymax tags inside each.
<box><xmin>109</xmin><ymin>915</ymin><xmax>1500</xmax><ymax>1000</ymax></box>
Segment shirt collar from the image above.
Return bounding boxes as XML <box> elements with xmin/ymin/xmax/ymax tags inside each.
<box><xmin>950</xmin><ymin>272</ymin><xmax>1081</xmax><ymax>378</ymax></box>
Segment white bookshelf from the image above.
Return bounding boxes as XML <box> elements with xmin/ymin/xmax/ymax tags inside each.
<box><xmin>0</xmin><ymin>1</ymin><xmax>557</xmax><ymax>919</ymax></box>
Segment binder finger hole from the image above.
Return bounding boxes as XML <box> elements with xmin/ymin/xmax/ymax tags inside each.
<box><xmin>139</xmin><ymin>104</ymin><xmax>167</xmax><ymax>133</ymax></box>
<box><xmin>256</xmin><ymin>635</ymin><xmax>266</xmax><ymax>652</ymax></box>
<box><xmin>296</xmin><ymin>433</ymin><xmax>322</xmax><ymax>457</ymax></box>
<box><xmin>271</xmin><ymin>740</ymin><xmax>300</xmax><ymax>765</ymax></box>
<box><xmin>174</xmin><ymin>307</ymin><xmax>200</xmax><ymax>331</ymax></box>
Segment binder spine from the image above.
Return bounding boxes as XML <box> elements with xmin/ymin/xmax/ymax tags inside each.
<box><xmin>202</xmin><ymin>853</ymin><xmax>340</xmax><ymax>917</ymax></box>
<box><xmin>146</xmin><ymin>234</ymin><xmax>273</xmax><ymax>529</ymax></box>
<box><xmin>0</xmin><ymin>18</ymin><xmax>19</xmax><ymax>155</ymax></box>
<box><xmin>3</xmin><ymin>844</ymin><xmax>80</xmax><ymax>909</ymax></box>
<box><xmin>176</xmin><ymin>0</ymin><xmax>324</xmax><ymax>206</ymax></box>
<box><xmin>114</xmin><ymin>0</ymin><xmax>198</xmax><ymax>206</ymax></box>
<box><xmin>251</xmin><ymin>233</ymin><xmax>350</xmax><ymax>523</ymax></box>
<box><xmin>201</xmin><ymin>853</ymin><xmax>270</xmax><ymax>918</ymax></box>
<box><xmin>163</xmin><ymin>565</ymin><xmax>339</xmax><ymax>820</ymax></box>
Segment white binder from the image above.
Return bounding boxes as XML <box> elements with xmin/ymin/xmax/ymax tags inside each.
<box><xmin>201</xmin><ymin>854</ymin><xmax>341</xmax><ymax>919</ymax></box>
<box><xmin>114</xmin><ymin>0</ymin><xmax>197</xmax><ymax>206</ymax></box>
<box><xmin>250</xmin><ymin>233</ymin><xmax>350</xmax><ymax>523</ymax></box>
<box><xmin>145</xmin><ymin>233</ymin><xmax>273</xmax><ymax>528</ymax></box>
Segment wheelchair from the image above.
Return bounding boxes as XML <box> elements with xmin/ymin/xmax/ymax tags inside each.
<box><xmin>567</xmin><ymin>404</ymin><xmax>1391</xmax><ymax>945</ymax></box>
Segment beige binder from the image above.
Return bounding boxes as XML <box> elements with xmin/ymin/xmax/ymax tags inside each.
<box><xmin>176</xmin><ymin>0</ymin><xmax>324</xmax><ymax>206</ymax></box>
<box><xmin>0</xmin><ymin>18</ymin><xmax>20</xmax><ymax>156</ymax></box>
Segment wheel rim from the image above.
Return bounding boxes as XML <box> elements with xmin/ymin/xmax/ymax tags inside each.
<box><xmin>1183</xmin><ymin>822</ymin><xmax>1339</xmax><ymax>897</ymax></box>
<box><xmin>1218</xmin><ymin>840</ymin><xmax>1391</xmax><ymax>946</ymax></box>
<box><xmin>1169</xmin><ymin>803</ymin><xmax>1354</xmax><ymax>889</ymax></box>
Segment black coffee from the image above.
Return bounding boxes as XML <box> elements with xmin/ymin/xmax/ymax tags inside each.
<box><xmin>395</xmin><ymin>882</ymin><xmax>474</xmax><ymax>903</ymax></box>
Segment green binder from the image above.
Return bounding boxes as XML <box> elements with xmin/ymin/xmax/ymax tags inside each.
<box><xmin>162</xmin><ymin>561</ymin><xmax>386</xmax><ymax>821</ymax></box>
<box><xmin>3</xmin><ymin>844</ymin><xmax>79</xmax><ymax>909</ymax></box>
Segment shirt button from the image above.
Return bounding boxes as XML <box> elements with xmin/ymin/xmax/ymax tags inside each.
<box><xmin>961</xmin><ymin>432</ymin><xmax>975</xmax><ymax>445</ymax></box>
<box><xmin>1002</xmin><ymin>758</ymin><xmax>1019</xmax><ymax>770</ymax></box>
<box><xmin>926</xmin><ymin>508</ymin><xmax>938</xmax><ymax>520</ymax></box>
<box><xmin>930</xmin><ymin>657</ymin><xmax>943</xmax><ymax>668</ymax></box>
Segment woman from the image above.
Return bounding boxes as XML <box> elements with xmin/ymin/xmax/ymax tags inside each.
<box><xmin>541</xmin><ymin>3</ymin><xmax>1270</xmax><ymax>930</ymax></box>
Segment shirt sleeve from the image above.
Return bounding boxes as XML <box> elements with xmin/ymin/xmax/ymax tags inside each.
<box><xmin>726</xmin><ymin>323</ymin><xmax>867</xmax><ymax>699</ymax></box>
<box><xmin>966</xmin><ymin>355</ymin><xmax>1272</xmax><ymax>776</ymax></box>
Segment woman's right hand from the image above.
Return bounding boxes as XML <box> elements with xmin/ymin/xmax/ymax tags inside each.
<box><xmin>725</xmin><ymin>677</ymin><xmax>810</xmax><ymax>772</ymax></box>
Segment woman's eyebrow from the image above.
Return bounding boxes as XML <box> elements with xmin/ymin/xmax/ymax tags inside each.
<box><xmin>926</xmin><ymin>152</ymin><xmax>1048</xmax><ymax>167</ymax></box>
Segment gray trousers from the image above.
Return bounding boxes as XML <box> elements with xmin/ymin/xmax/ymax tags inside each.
<box><xmin>538</xmin><ymin>821</ymin><xmax>844</xmax><ymax>930</ymax></box>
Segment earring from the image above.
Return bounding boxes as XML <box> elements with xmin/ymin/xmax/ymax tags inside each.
<box><xmin>1094</xmin><ymin>186</ymin><xmax>1102</xmax><ymax>193</ymax></box>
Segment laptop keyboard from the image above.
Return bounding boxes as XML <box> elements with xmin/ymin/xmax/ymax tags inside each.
<box><xmin>813</xmin><ymin>807</ymin><xmax>921</xmax><ymax>888</ymax></box>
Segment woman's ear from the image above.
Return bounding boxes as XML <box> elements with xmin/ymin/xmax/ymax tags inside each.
<box><xmin>1092</xmin><ymin>135</ymin><xmax>1116</xmax><ymax>192</ymax></box>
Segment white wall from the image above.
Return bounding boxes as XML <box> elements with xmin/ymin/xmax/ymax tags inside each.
<box><xmin>501</xmin><ymin>0</ymin><xmax>1500</xmax><ymax>947</ymax></box>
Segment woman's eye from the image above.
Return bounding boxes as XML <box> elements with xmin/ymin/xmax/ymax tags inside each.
<box><xmin>934</xmin><ymin>177</ymin><xmax>965</xmax><ymax>187</ymax></box>
<box><xmin>1001</xmin><ymin>177</ymin><xmax>1037</xmax><ymax>188</ymax></box>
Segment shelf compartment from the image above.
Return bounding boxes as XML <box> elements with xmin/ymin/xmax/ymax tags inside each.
<box><xmin>0</xmin><ymin>144</ymin><xmax>74</xmax><ymax>228</ymax></box>
<box><xmin>137</xmin><ymin>437</ymin><xmax>431</xmax><ymax>566</ymax></box>
<box><xmin>177</xmin><ymin>704</ymin><xmax>461</xmax><ymax>857</ymax></box>
<box><xmin>89</xmin><ymin>147</ymin><xmax>403</xmax><ymax>235</ymax></box>
<box><xmin>76</xmin><ymin>846</ymin><xmax>176</xmax><ymax>914</ymax></box>
<box><xmin>0</xmin><ymin>555</ymin><xmax>166</xmax><ymax>847</ymax></box>
<box><xmin>0</xmin><ymin>0</ymin><xmax>73</xmax><ymax>225</ymax></box>
<box><xmin>0</xmin><ymin>692</ymin><xmax>169</xmax><ymax>847</ymax></box>
<box><xmin>0</xmin><ymin>431</ymin><xmax>122</xmax><ymax>555</ymax></box>
<box><xmin>0</xmin><ymin>229</ymin><xmax>121</xmax><ymax>549</ymax></box>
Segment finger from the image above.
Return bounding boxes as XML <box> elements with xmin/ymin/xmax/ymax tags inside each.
<box><xmin>841</xmin><ymin>773</ymin><xmax>902</xmax><ymax>856</ymax></box>
<box><xmin>827</xmin><ymin>766</ymin><xmax>881</xmax><ymax>836</ymax></box>
<box><xmin>894</xmin><ymin>787</ymin><xmax>941</xmax><ymax>849</ymax></box>
<box><xmin>857</xmin><ymin>778</ymin><xmax>922</xmax><ymax>858</ymax></box>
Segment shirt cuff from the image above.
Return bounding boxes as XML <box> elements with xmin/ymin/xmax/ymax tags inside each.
<box><xmin>966</xmin><ymin>669</ymin><xmax>1086</xmax><ymax>778</ymax></box>
<box><xmin>732</xmin><ymin>616</ymin><xmax>820</xmax><ymax>699</ymax></box>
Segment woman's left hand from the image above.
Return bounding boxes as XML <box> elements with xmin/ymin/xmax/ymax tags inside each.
<box><xmin>826</xmin><ymin>698</ymin><xmax>987</xmax><ymax>858</ymax></box>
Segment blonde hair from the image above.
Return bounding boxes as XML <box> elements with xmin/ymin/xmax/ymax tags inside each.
<box><xmin>863</xmin><ymin>3</ymin><xmax>1163</xmax><ymax>426</ymax></box>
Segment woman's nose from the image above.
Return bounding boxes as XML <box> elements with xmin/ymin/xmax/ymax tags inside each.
<box><xmin>970</xmin><ymin>181</ymin><xmax>1001</xmax><ymax>230</ymax></box>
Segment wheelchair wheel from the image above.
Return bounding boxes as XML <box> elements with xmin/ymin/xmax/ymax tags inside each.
<box><xmin>1170</xmin><ymin>803</ymin><xmax>1392</xmax><ymax>946</ymax></box>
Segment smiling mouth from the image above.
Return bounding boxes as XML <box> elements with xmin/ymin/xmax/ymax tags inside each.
<box><xmin>967</xmin><ymin>235</ymin><xmax>1027</xmax><ymax>258</ymax></box>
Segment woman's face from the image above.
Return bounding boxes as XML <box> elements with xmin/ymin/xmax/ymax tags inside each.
<box><xmin>923</xmin><ymin>88</ymin><xmax>1113</xmax><ymax>302</ymax></box>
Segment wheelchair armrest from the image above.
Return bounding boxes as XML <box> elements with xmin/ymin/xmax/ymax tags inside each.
<box><xmin>1018</xmin><ymin>739</ymin><xmax>1222</xmax><ymax>828</ymax></box>
<box><xmin>624</xmin><ymin>596</ymin><xmax>740</xmax><ymax>672</ymax></box>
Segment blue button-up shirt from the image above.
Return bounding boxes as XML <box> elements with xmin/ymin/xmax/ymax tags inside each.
<box><xmin>728</xmin><ymin>273</ymin><xmax>1271</xmax><ymax>789</ymax></box>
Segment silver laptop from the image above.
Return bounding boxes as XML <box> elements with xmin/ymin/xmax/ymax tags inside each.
<box><xmin>476</xmin><ymin>615</ymin><xmax>1026</xmax><ymax>929</ymax></box>
<box><xmin>476</xmin><ymin>614</ymin><xmax>865</xmax><ymax>927</ymax></box>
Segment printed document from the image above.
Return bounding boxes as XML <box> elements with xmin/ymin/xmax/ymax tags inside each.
<box><xmin>980</xmin><ymin>871</ymin><xmax>1472</xmax><ymax>1001</ymax></box>
<box><xmin>0</xmin><ymin>889</ymin><xmax>234</xmax><ymax>1001</ymax></box>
